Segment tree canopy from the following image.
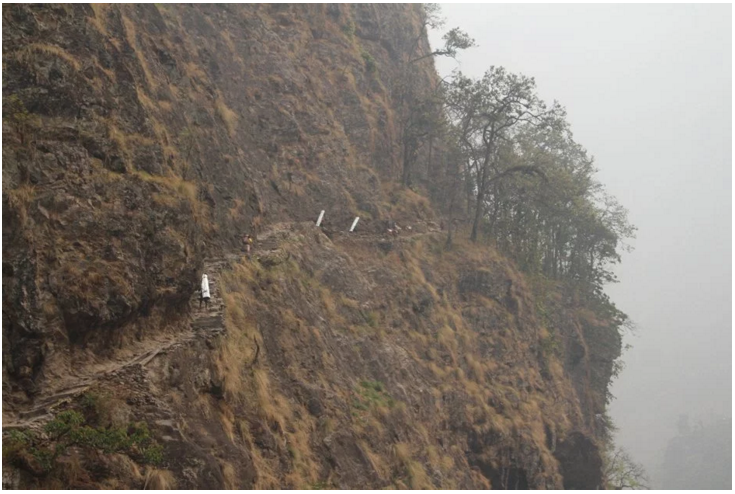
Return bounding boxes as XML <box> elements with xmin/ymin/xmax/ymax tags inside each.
<box><xmin>437</xmin><ymin>66</ymin><xmax>635</xmax><ymax>304</ymax></box>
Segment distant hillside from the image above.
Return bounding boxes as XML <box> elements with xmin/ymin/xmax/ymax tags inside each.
<box><xmin>661</xmin><ymin>417</ymin><xmax>732</xmax><ymax>489</ymax></box>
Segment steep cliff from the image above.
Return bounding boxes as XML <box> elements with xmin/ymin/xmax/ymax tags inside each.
<box><xmin>2</xmin><ymin>4</ymin><xmax>621</xmax><ymax>489</ymax></box>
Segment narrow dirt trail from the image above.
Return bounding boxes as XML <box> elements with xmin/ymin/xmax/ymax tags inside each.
<box><xmin>332</xmin><ymin>229</ymin><xmax>439</xmax><ymax>243</ymax></box>
<box><xmin>2</xmin><ymin>255</ymin><xmax>240</xmax><ymax>431</ymax></box>
<box><xmin>2</xmin><ymin>222</ymin><xmax>439</xmax><ymax>431</ymax></box>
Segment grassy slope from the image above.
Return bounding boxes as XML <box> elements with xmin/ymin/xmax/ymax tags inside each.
<box><xmin>211</xmin><ymin>218</ymin><xmax>612</xmax><ymax>488</ymax></box>
<box><xmin>2</xmin><ymin>4</ymin><xmax>620</xmax><ymax>488</ymax></box>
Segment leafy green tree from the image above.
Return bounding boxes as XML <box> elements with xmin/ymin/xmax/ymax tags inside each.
<box><xmin>445</xmin><ymin>67</ymin><xmax>563</xmax><ymax>241</ymax></box>
<box><xmin>444</xmin><ymin>95</ymin><xmax>635</xmax><ymax>298</ymax></box>
<box><xmin>409</xmin><ymin>27</ymin><xmax>476</xmax><ymax>64</ymax></box>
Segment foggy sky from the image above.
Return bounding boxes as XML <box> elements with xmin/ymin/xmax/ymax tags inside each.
<box><xmin>429</xmin><ymin>4</ymin><xmax>732</xmax><ymax>486</ymax></box>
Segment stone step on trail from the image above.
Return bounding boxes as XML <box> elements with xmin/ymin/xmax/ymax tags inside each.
<box><xmin>191</xmin><ymin>315</ymin><xmax>226</xmax><ymax>332</ymax></box>
<box><xmin>189</xmin><ymin>255</ymin><xmax>241</xmax><ymax>335</ymax></box>
<box><xmin>2</xmin><ymin>255</ymin><xmax>242</xmax><ymax>431</ymax></box>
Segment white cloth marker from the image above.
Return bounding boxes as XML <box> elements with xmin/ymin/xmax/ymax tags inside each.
<box><xmin>349</xmin><ymin>217</ymin><xmax>360</xmax><ymax>232</ymax></box>
<box><xmin>201</xmin><ymin>274</ymin><xmax>210</xmax><ymax>298</ymax></box>
<box><xmin>316</xmin><ymin>210</ymin><xmax>325</xmax><ymax>227</ymax></box>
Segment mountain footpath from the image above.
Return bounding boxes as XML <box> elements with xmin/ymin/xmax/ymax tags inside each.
<box><xmin>3</xmin><ymin>4</ymin><xmax>622</xmax><ymax>489</ymax></box>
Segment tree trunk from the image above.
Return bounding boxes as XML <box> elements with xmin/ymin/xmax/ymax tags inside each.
<box><xmin>470</xmin><ymin>186</ymin><xmax>485</xmax><ymax>242</ymax></box>
<box><xmin>464</xmin><ymin>161</ymin><xmax>473</xmax><ymax>215</ymax></box>
<box><xmin>402</xmin><ymin>139</ymin><xmax>412</xmax><ymax>186</ymax></box>
<box><xmin>427</xmin><ymin>135</ymin><xmax>434</xmax><ymax>179</ymax></box>
<box><xmin>445</xmin><ymin>219</ymin><xmax>454</xmax><ymax>249</ymax></box>
<box><xmin>487</xmin><ymin>185</ymin><xmax>500</xmax><ymax>238</ymax></box>
<box><xmin>470</xmin><ymin>154</ymin><xmax>491</xmax><ymax>242</ymax></box>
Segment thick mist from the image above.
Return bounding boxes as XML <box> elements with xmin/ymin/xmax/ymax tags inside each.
<box><xmin>429</xmin><ymin>4</ymin><xmax>732</xmax><ymax>488</ymax></box>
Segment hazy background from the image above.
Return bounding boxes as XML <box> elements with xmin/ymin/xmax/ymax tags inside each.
<box><xmin>429</xmin><ymin>4</ymin><xmax>732</xmax><ymax>487</ymax></box>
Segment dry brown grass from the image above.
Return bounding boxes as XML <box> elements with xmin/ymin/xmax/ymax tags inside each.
<box><xmin>144</xmin><ymin>469</ymin><xmax>176</xmax><ymax>490</ymax></box>
<box><xmin>358</xmin><ymin>440</ymin><xmax>389</xmax><ymax>481</ymax></box>
<box><xmin>16</xmin><ymin>43</ymin><xmax>81</xmax><ymax>71</ymax></box>
<box><xmin>437</xmin><ymin>325</ymin><xmax>458</xmax><ymax>363</ymax></box>
<box><xmin>220</xmin><ymin>461</ymin><xmax>237</xmax><ymax>489</ymax></box>
<box><xmin>105</xmin><ymin>124</ymin><xmax>157</xmax><ymax>163</ymax></box>
<box><xmin>151</xmin><ymin>192</ymin><xmax>179</xmax><ymax>208</ymax></box>
<box><xmin>88</xmin><ymin>4</ymin><xmax>116</xmax><ymax>45</ymax></box>
<box><xmin>120</xmin><ymin>13</ymin><xmax>157</xmax><ymax>88</ymax></box>
<box><xmin>227</xmin><ymin>198</ymin><xmax>244</xmax><ymax>220</ymax></box>
<box><xmin>53</xmin><ymin>260</ymin><xmax>131</xmax><ymax>308</ymax></box>
<box><xmin>218</xmin><ymin>287</ymin><xmax>258</xmax><ymax>401</ymax></box>
<box><xmin>217</xmin><ymin>402</ymin><xmax>237</xmax><ymax>443</ymax></box>
<box><xmin>394</xmin><ymin>442</ymin><xmax>432</xmax><ymax>489</ymax></box>
<box><xmin>215</xmin><ymin>95</ymin><xmax>238</xmax><ymax>137</ymax></box>
<box><xmin>107</xmin><ymin>124</ymin><xmax>128</xmax><ymax>154</ymax></box>
<box><xmin>393</xmin><ymin>442</ymin><xmax>411</xmax><ymax>465</ymax></box>
<box><xmin>183</xmin><ymin>61</ymin><xmax>208</xmax><ymax>82</ymax></box>
<box><xmin>219</xmin><ymin>254</ymin><xmax>338</xmax><ymax>488</ymax></box>
<box><xmin>253</xmin><ymin>368</ymin><xmax>280</xmax><ymax>423</ymax></box>
<box><xmin>465</xmin><ymin>354</ymin><xmax>486</xmax><ymax>385</ymax></box>
<box><xmin>386</xmin><ymin>184</ymin><xmax>434</xmax><ymax>220</ymax></box>
<box><xmin>250</xmin><ymin>449</ymin><xmax>280</xmax><ymax>489</ymax></box>
<box><xmin>135</xmin><ymin>86</ymin><xmax>157</xmax><ymax>111</ymax></box>
<box><xmin>219</xmin><ymin>260</ymin><xmax>298</xmax><ymax>440</ymax></box>
<box><xmin>219</xmin><ymin>30</ymin><xmax>238</xmax><ymax>57</ymax></box>
<box><xmin>425</xmin><ymin>444</ymin><xmax>440</xmax><ymax>469</ymax></box>
<box><xmin>285</xmin><ymin>428</ymin><xmax>319</xmax><ymax>487</ymax></box>
<box><xmin>131</xmin><ymin>169</ymin><xmax>210</xmax><ymax>228</ymax></box>
<box><xmin>7</xmin><ymin>183</ymin><xmax>36</xmax><ymax>206</ymax></box>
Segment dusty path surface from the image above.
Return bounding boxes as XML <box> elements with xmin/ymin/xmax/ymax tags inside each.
<box><xmin>2</xmin><ymin>255</ymin><xmax>240</xmax><ymax>431</ymax></box>
<box><xmin>327</xmin><ymin>221</ymin><xmax>442</xmax><ymax>244</ymax></box>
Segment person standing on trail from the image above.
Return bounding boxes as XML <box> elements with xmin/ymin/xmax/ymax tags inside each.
<box><xmin>200</xmin><ymin>274</ymin><xmax>211</xmax><ymax>309</ymax></box>
<box><xmin>242</xmin><ymin>234</ymin><xmax>254</xmax><ymax>257</ymax></box>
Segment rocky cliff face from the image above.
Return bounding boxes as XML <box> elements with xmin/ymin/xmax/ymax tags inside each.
<box><xmin>2</xmin><ymin>4</ymin><xmax>620</xmax><ymax>489</ymax></box>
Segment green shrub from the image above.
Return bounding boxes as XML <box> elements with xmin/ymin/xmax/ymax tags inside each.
<box><xmin>362</xmin><ymin>310</ymin><xmax>378</xmax><ymax>327</ymax></box>
<box><xmin>341</xmin><ymin>21</ymin><xmax>355</xmax><ymax>39</ymax></box>
<box><xmin>3</xmin><ymin>429</ymin><xmax>32</xmax><ymax>458</ymax></box>
<box><xmin>361</xmin><ymin>51</ymin><xmax>377</xmax><ymax>73</ymax></box>
<box><xmin>45</xmin><ymin>410</ymin><xmax>85</xmax><ymax>438</ymax></box>
<box><xmin>352</xmin><ymin>380</ymin><xmax>395</xmax><ymax>411</ymax></box>
<box><xmin>142</xmin><ymin>443</ymin><xmax>164</xmax><ymax>465</ymax></box>
<box><xmin>539</xmin><ymin>333</ymin><xmax>560</xmax><ymax>358</ymax></box>
<box><xmin>3</xmin><ymin>408</ymin><xmax>164</xmax><ymax>476</ymax></box>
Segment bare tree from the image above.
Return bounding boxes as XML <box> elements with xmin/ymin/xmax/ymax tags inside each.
<box><xmin>603</xmin><ymin>447</ymin><xmax>650</xmax><ymax>490</ymax></box>
<box><xmin>393</xmin><ymin>5</ymin><xmax>475</xmax><ymax>187</ymax></box>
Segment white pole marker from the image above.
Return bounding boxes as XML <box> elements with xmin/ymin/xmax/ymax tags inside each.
<box><xmin>316</xmin><ymin>210</ymin><xmax>325</xmax><ymax>227</ymax></box>
<box><xmin>349</xmin><ymin>217</ymin><xmax>360</xmax><ymax>232</ymax></box>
